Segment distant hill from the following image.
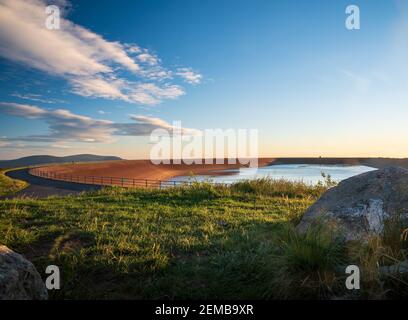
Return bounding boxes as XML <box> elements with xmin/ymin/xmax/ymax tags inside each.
<box><xmin>0</xmin><ymin>154</ymin><xmax>122</xmax><ymax>169</ymax></box>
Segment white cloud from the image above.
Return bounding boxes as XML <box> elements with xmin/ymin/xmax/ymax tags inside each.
<box><xmin>0</xmin><ymin>0</ymin><xmax>112</xmax><ymax>75</ymax></box>
<box><xmin>51</xmin><ymin>144</ymin><xmax>72</xmax><ymax>149</ymax></box>
<box><xmin>0</xmin><ymin>102</ymin><xmax>46</xmax><ymax>118</ymax></box>
<box><xmin>128</xmin><ymin>83</ymin><xmax>185</xmax><ymax>105</ymax></box>
<box><xmin>137</xmin><ymin>53</ymin><xmax>159</xmax><ymax>65</ymax></box>
<box><xmin>0</xmin><ymin>102</ymin><xmax>200</xmax><ymax>144</ymax></box>
<box><xmin>69</xmin><ymin>77</ymin><xmax>185</xmax><ymax>105</ymax></box>
<box><xmin>176</xmin><ymin>67</ymin><xmax>203</xmax><ymax>84</ymax></box>
<box><xmin>126</xmin><ymin>45</ymin><xmax>141</xmax><ymax>54</ymax></box>
<box><xmin>0</xmin><ymin>102</ymin><xmax>115</xmax><ymax>142</ymax></box>
<box><xmin>70</xmin><ymin>76</ymin><xmax>129</xmax><ymax>101</ymax></box>
<box><xmin>11</xmin><ymin>93</ymin><xmax>66</xmax><ymax>104</ymax></box>
<box><xmin>0</xmin><ymin>0</ymin><xmax>201</xmax><ymax>105</ymax></box>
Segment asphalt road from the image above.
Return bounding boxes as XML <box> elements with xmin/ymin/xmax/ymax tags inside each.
<box><xmin>3</xmin><ymin>168</ymin><xmax>101</xmax><ymax>199</ymax></box>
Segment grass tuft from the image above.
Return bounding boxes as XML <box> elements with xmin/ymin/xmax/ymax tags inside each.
<box><xmin>0</xmin><ymin>168</ymin><xmax>28</xmax><ymax>197</ymax></box>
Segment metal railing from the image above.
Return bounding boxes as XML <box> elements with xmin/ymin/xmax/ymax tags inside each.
<box><xmin>28</xmin><ymin>168</ymin><xmax>198</xmax><ymax>189</ymax></box>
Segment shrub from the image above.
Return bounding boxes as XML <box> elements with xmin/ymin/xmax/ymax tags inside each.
<box><xmin>265</xmin><ymin>223</ymin><xmax>345</xmax><ymax>299</ymax></box>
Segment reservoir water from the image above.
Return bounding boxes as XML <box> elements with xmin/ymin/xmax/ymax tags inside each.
<box><xmin>172</xmin><ymin>164</ymin><xmax>377</xmax><ymax>185</ymax></box>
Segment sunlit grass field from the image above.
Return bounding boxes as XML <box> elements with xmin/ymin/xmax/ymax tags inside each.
<box><xmin>0</xmin><ymin>179</ymin><xmax>407</xmax><ymax>299</ymax></box>
<box><xmin>0</xmin><ymin>169</ymin><xmax>28</xmax><ymax>197</ymax></box>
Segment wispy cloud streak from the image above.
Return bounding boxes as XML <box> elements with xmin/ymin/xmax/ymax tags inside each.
<box><xmin>0</xmin><ymin>102</ymin><xmax>200</xmax><ymax>144</ymax></box>
<box><xmin>0</xmin><ymin>0</ymin><xmax>202</xmax><ymax>105</ymax></box>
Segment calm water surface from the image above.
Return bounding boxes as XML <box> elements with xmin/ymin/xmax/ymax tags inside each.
<box><xmin>172</xmin><ymin>164</ymin><xmax>377</xmax><ymax>185</ymax></box>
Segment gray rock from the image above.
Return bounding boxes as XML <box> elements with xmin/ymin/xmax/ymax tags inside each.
<box><xmin>0</xmin><ymin>245</ymin><xmax>48</xmax><ymax>300</ymax></box>
<box><xmin>297</xmin><ymin>166</ymin><xmax>408</xmax><ymax>241</ymax></box>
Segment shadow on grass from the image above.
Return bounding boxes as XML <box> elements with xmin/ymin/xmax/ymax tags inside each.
<box><xmin>33</xmin><ymin>220</ymin><xmax>288</xmax><ymax>299</ymax></box>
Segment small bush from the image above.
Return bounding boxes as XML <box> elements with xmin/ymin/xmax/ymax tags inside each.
<box><xmin>264</xmin><ymin>224</ymin><xmax>345</xmax><ymax>299</ymax></box>
<box><xmin>279</xmin><ymin>224</ymin><xmax>345</xmax><ymax>273</ymax></box>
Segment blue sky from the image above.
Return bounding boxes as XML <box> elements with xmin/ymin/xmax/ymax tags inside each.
<box><xmin>0</xmin><ymin>0</ymin><xmax>407</xmax><ymax>159</ymax></box>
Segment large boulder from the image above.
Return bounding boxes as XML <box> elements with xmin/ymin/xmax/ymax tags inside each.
<box><xmin>297</xmin><ymin>166</ymin><xmax>408</xmax><ymax>241</ymax></box>
<box><xmin>0</xmin><ymin>245</ymin><xmax>48</xmax><ymax>300</ymax></box>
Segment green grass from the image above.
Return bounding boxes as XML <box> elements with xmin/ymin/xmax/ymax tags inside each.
<box><xmin>0</xmin><ymin>168</ymin><xmax>28</xmax><ymax>197</ymax></box>
<box><xmin>0</xmin><ymin>179</ymin><xmax>407</xmax><ymax>299</ymax></box>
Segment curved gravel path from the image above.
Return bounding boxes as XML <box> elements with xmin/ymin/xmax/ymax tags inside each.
<box><xmin>2</xmin><ymin>168</ymin><xmax>101</xmax><ymax>199</ymax></box>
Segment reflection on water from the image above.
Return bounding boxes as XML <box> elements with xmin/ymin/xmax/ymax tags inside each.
<box><xmin>172</xmin><ymin>164</ymin><xmax>377</xmax><ymax>185</ymax></box>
